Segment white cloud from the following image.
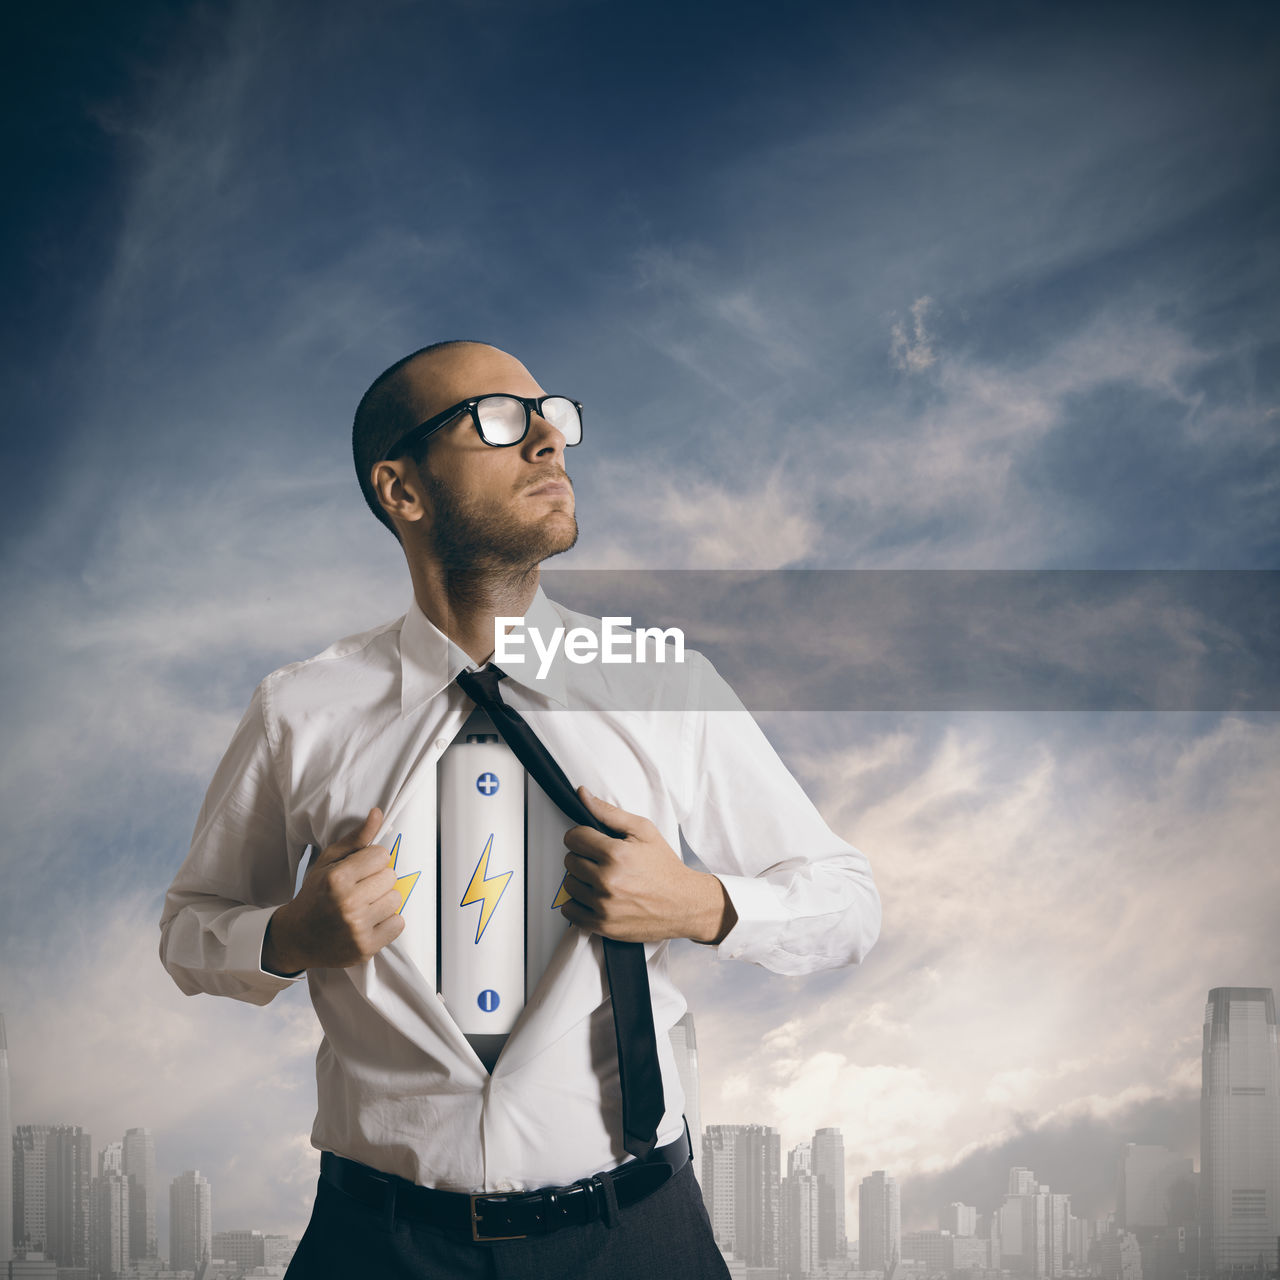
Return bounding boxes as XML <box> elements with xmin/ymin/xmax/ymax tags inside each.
<box><xmin>92</xmin><ymin>4</ymin><xmax>270</xmax><ymax>330</ymax></box>
<box><xmin>890</xmin><ymin>296</ymin><xmax>938</xmax><ymax>374</ymax></box>
<box><xmin>833</xmin><ymin>304</ymin><xmax>1234</xmax><ymax>566</ymax></box>
<box><xmin>4</xmin><ymin>891</ymin><xmax>323</xmax><ymax>1237</ymax></box>
<box><xmin>669</xmin><ymin>710</ymin><xmax>1278</xmax><ymax>1230</ymax></box>
<box><xmin>0</xmin><ymin>459</ymin><xmax>407</xmax><ymax>853</ymax></box>
<box><xmin>631</xmin><ymin>246</ymin><xmax>814</xmax><ymax>389</ymax></box>
<box><xmin>604</xmin><ymin>264</ymin><xmax>1245</xmax><ymax>572</ymax></box>
<box><xmin>563</xmin><ymin>463</ymin><xmax>820</xmax><ymax>570</ymax></box>
<box><xmin>647</xmin><ymin>470</ymin><xmax>819</xmax><ymax>568</ymax></box>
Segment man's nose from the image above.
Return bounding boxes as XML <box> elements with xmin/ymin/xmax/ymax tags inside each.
<box><xmin>522</xmin><ymin>411</ymin><xmax>567</xmax><ymax>462</ymax></box>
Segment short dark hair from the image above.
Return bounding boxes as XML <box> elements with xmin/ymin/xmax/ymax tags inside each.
<box><xmin>352</xmin><ymin>340</ymin><xmax>487</xmax><ymax>536</ymax></box>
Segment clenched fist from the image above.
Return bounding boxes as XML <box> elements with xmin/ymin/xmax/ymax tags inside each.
<box><xmin>262</xmin><ymin>807</ymin><xmax>405</xmax><ymax>975</ymax></box>
<box><xmin>560</xmin><ymin>787</ymin><xmax>737</xmax><ymax>945</ymax></box>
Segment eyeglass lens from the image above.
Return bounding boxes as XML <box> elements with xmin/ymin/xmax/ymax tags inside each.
<box><xmin>475</xmin><ymin>396</ymin><xmax>582</xmax><ymax>446</ymax></box>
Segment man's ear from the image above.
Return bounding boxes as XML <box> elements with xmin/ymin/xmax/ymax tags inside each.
<box><xmin>371</xmin><ymin>458</ymin><xmax>428</xmax><ymax>528</ymax></box>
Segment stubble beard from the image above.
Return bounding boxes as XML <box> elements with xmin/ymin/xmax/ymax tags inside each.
<box><xmin>422</xmin><ymin>469</ymin><xmax>578</xmax><ymax>606</ymax></box>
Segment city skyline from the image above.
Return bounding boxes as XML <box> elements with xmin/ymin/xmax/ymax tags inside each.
<box><xmin>1</xmin><ymin>1093</ymin><xmax>1209</xmax><ymax>1253</ymax></box>
<box><xmin>0</xmin><ymin>1112</ymin><xmax>1261</xmax><ymax>1278</ymax></box>
<box><xmin>6</xmin><ymin>943</ymin><xmax>1267</xmax><ymax>1240</ymax></box>
<box><xmin>9</xmin><ymin>986</ymin><xmax>1266</xmax><ymax>1258</ymax></box>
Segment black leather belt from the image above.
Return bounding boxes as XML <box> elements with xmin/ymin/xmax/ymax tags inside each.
<box><xmin>320</xmin><ymin>1127</ymin><xmax>691</xmax><ymax>1243</ymax></box>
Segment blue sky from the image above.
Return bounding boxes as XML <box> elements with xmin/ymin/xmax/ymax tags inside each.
<box><xmin>1</xmin><ymin>0</ymin><xmax>1277</xmax><ymax>1250</ymax></box>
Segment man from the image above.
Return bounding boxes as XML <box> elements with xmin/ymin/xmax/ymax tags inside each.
<box><xmin>160</xmin><ymin>340</ymin><xmax>881</xmax><ymax>1279</ymax></box>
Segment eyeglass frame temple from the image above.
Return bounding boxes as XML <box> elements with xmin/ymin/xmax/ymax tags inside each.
<box><xmin>379</xmin><ymin>395</ymin><xmax>583</xmax><ymax>461</ymax></box>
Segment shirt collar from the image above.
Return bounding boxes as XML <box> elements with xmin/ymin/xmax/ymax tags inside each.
<box><xmin>399</xmin><ymin>584</ymin><xmax>570</xmax><ymax>715</ymax></box>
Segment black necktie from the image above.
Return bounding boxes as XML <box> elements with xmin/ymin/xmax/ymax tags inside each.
<box><xmin>455</xmin><ymin>664</ymin><xmax>665</xmax><ymax>1158</ymax></box>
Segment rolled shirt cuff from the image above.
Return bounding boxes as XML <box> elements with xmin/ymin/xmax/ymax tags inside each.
<box><xmin>228</xmin><ymin>904</ymin><xmax>307</xmax><ymax>989</ymax></box>
<box><xmin>708</xmin><ymin>873</ymin><xmax>792</xmax><ymax>964</ymax></box>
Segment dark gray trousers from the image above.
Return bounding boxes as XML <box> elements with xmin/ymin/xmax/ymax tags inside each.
<box><xmin>284</xmin><ymin>1161</ymin><xmax>731</xmax><ymax>1279</ymax></box>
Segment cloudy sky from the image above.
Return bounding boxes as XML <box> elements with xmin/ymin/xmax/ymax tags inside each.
<box><xmin>2</xmin><ymin>0</ymin><xmax>1277</xmax><ymax>1252</ymax></box>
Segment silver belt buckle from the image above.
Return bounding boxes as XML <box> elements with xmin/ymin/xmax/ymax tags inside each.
<box><xmin>470</xmin><ymin>1193</ymin><xmax>528</xmax><ymax>1242</ymax></box>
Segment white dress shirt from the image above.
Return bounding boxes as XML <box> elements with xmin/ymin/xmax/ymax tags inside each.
<box><xmin>159</xmin><ymin>587</ymin><xmax>880</xmax><ymax>1193</ymax></box>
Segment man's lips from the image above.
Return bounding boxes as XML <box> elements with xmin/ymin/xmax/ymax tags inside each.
<box><xmin>524</xmin><ymin>479</ymin><xmax>573</xmax><ymax>498</ymax></box>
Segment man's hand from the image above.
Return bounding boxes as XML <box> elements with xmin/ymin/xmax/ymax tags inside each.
<box><xmin>262</xmin><ymin>807</ymin><xmax>405</xmax><ymax>975</ymax></box>
<box><xmin>560</xmin><ymin>788</ymin><xmax>738</xmax><ymax>945</ymax></box>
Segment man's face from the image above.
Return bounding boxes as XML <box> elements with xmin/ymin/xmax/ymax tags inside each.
<box><xmin>393</xmin><ymin>344</ymin><xmax>578</xmax><ymax>571</ymax></box>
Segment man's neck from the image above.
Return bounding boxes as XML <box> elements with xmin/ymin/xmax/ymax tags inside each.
<box><xmin>408</xmin><ymin>558</ymin><xmax>541</xmax><ymax>667</ymax></box>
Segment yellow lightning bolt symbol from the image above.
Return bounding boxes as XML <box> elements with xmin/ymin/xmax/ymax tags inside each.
<box><xmin>388</xmin><ymin>834</ymin><xmax>420</xmax><ymax>913</ymax></box>
<box><xmin>460</xmin><ymin>833</ymin><xmax>513</xmax><ymax>943</ymax></box>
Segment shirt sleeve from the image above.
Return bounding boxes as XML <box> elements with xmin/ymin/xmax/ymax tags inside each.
<box><xmin>675</xmin><ymin>650</ymin><xmax>881</xmax><ymax>976</ymax></box>
<box><xmin>158</xmin><ymin>680</ymin><xmax>309</xmax><ymax>1004</ymax></box>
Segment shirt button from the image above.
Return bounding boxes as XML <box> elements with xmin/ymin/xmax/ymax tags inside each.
<box><xmin>494</xmin><ymin>1179</ymin><xmax>518</xmax><ymax>1192</ymax></box>
<box><xmin>435</xmin><ymin>738</ymin><xmax>449</xmax><ymax>750</ymax></box>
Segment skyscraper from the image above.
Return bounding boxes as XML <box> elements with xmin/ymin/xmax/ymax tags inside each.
<box><xmin>859</xmin><ymin>1169</ymin><xmax>901</xmax><ymax>1273</ymax></box>
<box><xmin>91</xmin><ymin>1164</ymin><xmax>130</xmax><ymax>1279</ymax></box>
<box><xmin>122</xmin><ymin>1127</ymin><xmax>158</xmax><ymax>1259</ymax></box>
<box><xmin>702</xmin><ymin>1124</ymin><xmax>781</xmax><ymax>1268</ymax></box>
<box><xmin>996</xmin><ymin>1168</ymin><xmax>1074</xmax><ymax>1278</ymax></box>
<box><xmin>1201</xmin><ymin>986</ymin><xmax>1280</xmax><ymax>1275</ymax></box>
<box><xmin>669</xmin><ymin>1012</ymin><xmax>702</xmax><ymax>1184</ymax></box>
<box><xmin>944</xmin><ymin>1202</ymin><xmax>978</xmax><ymax>1236</ymax></box>
<box><xmin>1045</xmin><ymin>1190</ymin><xmax>1072</xmax><ymax>1276</ymax></box>
<box><xmin>812</xmin><ymin>1126</ymin><xmax>847</xmax><ymax>1260</ymax></box>
<box><xmin>1117</xmin><ymin>1144</ymin><xmax>1195</xmax><ymax>1231</ymax></box>
<box><xmin>703</xmin><ymin>1126</ymin><xmax>737</xmax><ymax>1249</ymax></box>
<box><xmin>170</xmin><ymin>1170</ymin><xmax>212</xmax><ymax>1272</ymax></box>
<box><xmin>45</xmin><ymin>1125</ymin><xmax>92</xmax><ymax>1269</ymax></box>
<box><xmin>998</xmin><ymin>1182</ymin><xmax>1047</xmax><ymax>1276</ymax></box>
<box><xmin>783</xmin><ymin>1142</ymin><xmax>821</xmax><ymax>1280</ymax></box>
<box><xmin>0</xmin><ymin>1013</ymin><xmax>12</xmax><ymax>1270</ymax></box>
<box><xmin>12</xmin><ymin>1124</ymin><xmax>51</xmax><ymax>1252</ymax></box>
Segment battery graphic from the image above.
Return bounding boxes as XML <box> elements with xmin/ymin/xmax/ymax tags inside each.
<box><xmin>438</xmin><ymin>713</ymin><xmax>574</xmax><ymax>1036</ymax></box>
<box><xmin>439</xmin><ymin>726</ymin><xmax>525</xmax><ymax>1035</ymax></box>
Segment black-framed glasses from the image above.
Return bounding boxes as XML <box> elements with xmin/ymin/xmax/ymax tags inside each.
<box><xmin>380</xmin><ymin>394</ymin><xmax>584</xmax><ymax>460</ymax></box>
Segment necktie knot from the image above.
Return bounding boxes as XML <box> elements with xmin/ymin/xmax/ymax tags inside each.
<box><xmin>456</xmin><ymin>664</ymin><xmax>507</xmax><ymax>706</ymax></box>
